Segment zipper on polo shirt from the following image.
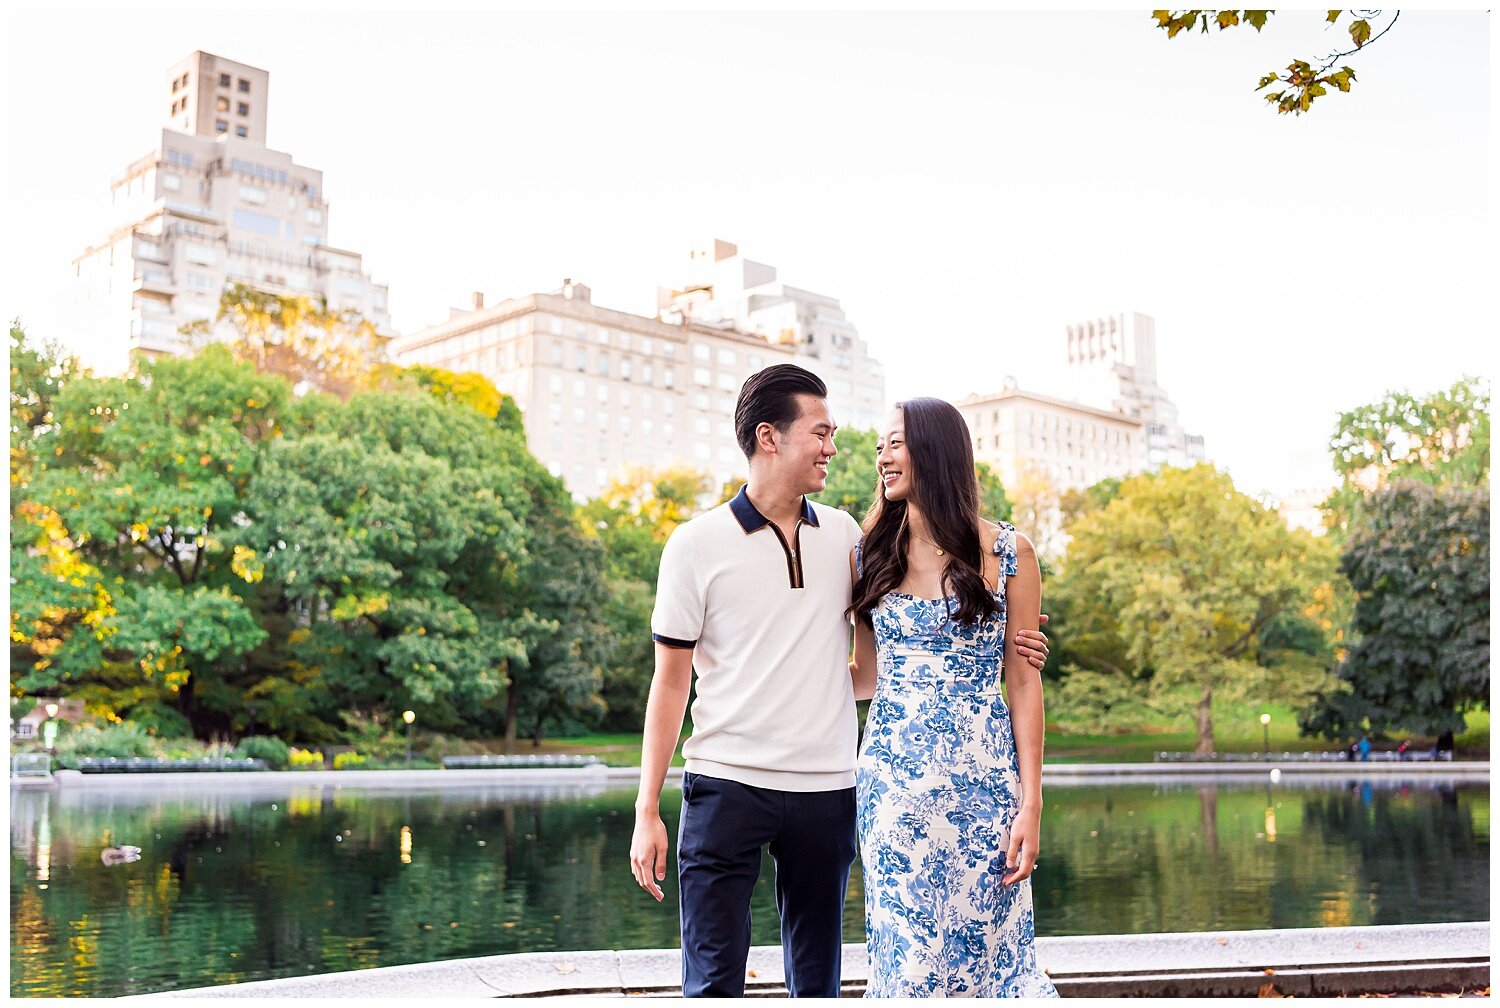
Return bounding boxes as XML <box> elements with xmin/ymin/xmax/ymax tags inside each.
<box><xmin>767</xmin><ymin>523</ymin><xmax>806</xmax><ymax>589</ymax></box>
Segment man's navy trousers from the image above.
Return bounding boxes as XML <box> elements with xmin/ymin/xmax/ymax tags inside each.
<box><xmin>677</xmin><ymin>772</ymin><xmax>857</xmax><ymax>998</ymax></box>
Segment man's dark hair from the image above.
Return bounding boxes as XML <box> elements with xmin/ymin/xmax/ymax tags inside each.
<box><xmin>734</xmin><ymin>363</ymin><xmax>828</xmax><ymax>459</ymax></box>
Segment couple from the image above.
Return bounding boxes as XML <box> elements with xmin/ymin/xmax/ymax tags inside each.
<box><xmin>630</xmin><ymin>364</ymin><xmax>1057</xmax><ymax>998</ymax></box>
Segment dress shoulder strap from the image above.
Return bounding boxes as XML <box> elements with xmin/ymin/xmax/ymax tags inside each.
<box><xmin>990</xmin><ymin>521</ymin><xmax>1019</xmax><ymax>578</ymax></box>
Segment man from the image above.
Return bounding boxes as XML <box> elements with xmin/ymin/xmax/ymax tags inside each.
<box><xmin>629</xmin><ymin>364</ymin><xmax>1048</xmax><ymax>997</ymax></box>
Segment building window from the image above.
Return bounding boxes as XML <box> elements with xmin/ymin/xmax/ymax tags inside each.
<box><xmin>693</xmin><ymin>367</ymin><xmax>711</xmax><ymax>386</ymax></box>
<box><xmin>216</xmin><ymin>96</ymin><xmax>230</xmax><ymax>112</ymax></box>
<box><xmin>235</xmin><ymin>125</ymin><xmax>248</xmax><ymax>138</ymax></box>
<box><xmin>717</xmin><ymin>373</ymin><xmax>738</xmax><ymax>393</ymax></box>
<box><xmin>549</xmin><ymin>403</ymin><xmax>562</xmax><ymax>423</ymax></box>
<box><xmin>573</xmin><ymin>406</ymin><xmax>586</xmax><ymax>425</ymax></box>
<box><xmin>693</xmin><ymin>344</ymin><xmax>710</xmax><ymax>362</ymax></box>
<box><xmin>664</xmin><ymin>368</ymin><xmax>676</xmax><ymax>388</ymax></box>
<box><xmin>219</xmin><ymin>72</ymin><xmax>232</xmax><ymax>87</ymax></box>
<box><xmin>641</xmin><ymin>337</ymin><xmax>653</xmax><ymax>356</ymax></box>
<box><xmin>574</xmin><ymin>347</ymin><xmax>587</xmax><ymax>370</ymax></box>
<box><xmin>238</xmin><ymin>78</ymin><xmax>251</xmax><ymax>93</ymax></box>
<box><xmin>237</xmin><ymin>101</ymin><xmax>249</xmax><ymax>116</ymax></box>
<box><xmin>160</xmin><ymin>172</ymin><xmax>182</xmax><ymax>192</ymax></box>
<box><xmin>620</xmin><ymin>359</ymin><xmax>632</xmax><ymax>381</ymax></box>
<box><xmin>306</xmin><ymin>208</ymin><xmax>325</xmax><ymax>226</ymax></box>
<box><xmin>215</xmin><ymin>119</ymin><xmax>228</xmax><ymax>134</ymax></box>
<box><xmin>596</xmin><ymin>385</ymin><xmax>608</xmax><ymax>405</ymax></box>
<box><xmin>717</xmin><ymin>348</ymin><xmax>737</xmax><ymax>366</ymax></box>
<box><xmin>596</xmin><ymin>354</ymin><xmax>610</xmax><ymax>377</ymax></box>
<box><xmin>641</xmin><ymin>363</ymin><xmax>653</xmax><ymax>385</ymax></box>
<box><xmin>549</xmin><ymin>375</ymin><xmax>562</xmax><ymax>394</ymax></box>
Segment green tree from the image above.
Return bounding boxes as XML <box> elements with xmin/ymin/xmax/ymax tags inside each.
<box><xmin>1323</xmin><ymin>377</ymin><xmax>1489</xmax><ymax>536</ymax></box>
<box><xmin>1050</xmin><ymin>464</ymin><xmax>1341</xmax><ymax>752</ymax></box>
<box><xmin>580</xmin><ymin>464</ymin><xmax>711</xmax><ymax>730</ymax></box>
<box><xmin>1300</xmin><ymin>482</ymin><xmax>1488</xmax><ymax>749</ymax></box>
<box><xmin>814</xmin><ymin>427</ymin><xmax>878</xmax><ymax>520</ymax></box>
<box><xmin>975</xmin><ymin>460</ymin><xmax>1014</xmax><ymax>524</ymax></box>
<box><xmin>17</xmin><ymin>346</ymin><xmax>285</xmax><ymax>734</ymax></box>
<box><xmin>186</xmin><ymin>283</ymin><xmax>386</xmax><ymax>398</ymax></box>
<box><xmin>1152</xmin><ymin>10</ymin><xmax>1402</xmax><ymax>115</ymax></box>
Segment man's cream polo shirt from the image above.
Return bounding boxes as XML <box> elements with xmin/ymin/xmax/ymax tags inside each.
<box><xmin>651</xmin><ymin>485</ymin><xmax>864</xmax><ymax>792</ymax></box>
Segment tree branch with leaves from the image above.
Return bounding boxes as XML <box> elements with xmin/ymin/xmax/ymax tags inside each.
<box><xmin>1153</xmin><ymin>9</ymin><xmax>1402</xmax><ymax>114</ymax></box>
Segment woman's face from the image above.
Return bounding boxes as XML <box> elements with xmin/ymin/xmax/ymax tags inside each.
<box><xmin>876</xmin><ymin>408</ymin><xmax>912</xmax><ymax>501</ymax></box>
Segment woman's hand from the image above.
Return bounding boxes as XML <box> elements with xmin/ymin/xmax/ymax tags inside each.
<box><xmin>1002</xmin><ymin>803</ymin><xmax>1042</xmax><ymax>885</ymax></box>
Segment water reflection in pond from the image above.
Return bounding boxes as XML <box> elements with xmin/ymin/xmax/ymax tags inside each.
<box><xmin>9</xmin><ymin>775</ymin><xmax>1488</xmax><ymax>997</ymax></box>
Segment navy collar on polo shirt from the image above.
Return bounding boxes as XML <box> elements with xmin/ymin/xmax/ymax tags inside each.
<box><xmin>729</xmin><ymin>485</ymin><xmax>820</xmax><ymax>533</ymax></box>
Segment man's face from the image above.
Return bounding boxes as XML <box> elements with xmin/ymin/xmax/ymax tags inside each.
<box><xmin>772</xmin><ymin>394</ymin><xmax>838</xmax><ymax>496</ymax></box>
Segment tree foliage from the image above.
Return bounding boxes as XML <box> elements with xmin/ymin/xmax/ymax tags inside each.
<box><xmin>1323</xmin><ymin>377</ymin><xmax>1489</xmax><ymax>536</ymax></box>
<box><xmin>185</xmin><ymin>283</ymin><xmax>386</xmax><ymax>398</ymax></box>
<box><xmin>1300</xmin><ymin>482</ymin><xmax>1488</xmax><ymax>745</ymax></box>
<box><xmin>1050</xmin><ymin>464</ymin><xmax>1342</xmax><ymax>752</ymax></box>
<box><xmin>1152</xmin><ymin>9</ymin><xmax>1401</xmax><ymax>115</ymax></box>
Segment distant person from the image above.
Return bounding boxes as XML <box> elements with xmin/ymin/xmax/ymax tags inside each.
<box><xmin>1358</xmin><ymin>736</ymin><xmax>1372</xmax><ymax>761</ymax></box>
<box><xmin>628</xmin><ymin>367</ymin><xmax>1049</xmax><ymax>997</ymax></box>
<box><xmin>848</xmin><ymin>398</ymin><xmax>1057</xmax><ymax>997</ymax></box>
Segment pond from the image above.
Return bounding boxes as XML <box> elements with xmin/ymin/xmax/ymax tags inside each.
<box><xmin>9</xmin><ymin>775</ymin><xmax>1489</xmax><ymax>997</ymax></box>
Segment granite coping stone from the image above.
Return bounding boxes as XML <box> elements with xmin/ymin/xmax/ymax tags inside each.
<box><xmin>138</xmin><ymin>921</ymin><xmax>1488</xmax><ymax>999</ymax></box>
<box><xmin>25</xmin><ymin>762</ymin><xmax>1484</xmax><ymax>792</ymax></box>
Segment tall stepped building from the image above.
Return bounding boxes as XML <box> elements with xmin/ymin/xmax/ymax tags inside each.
<box><xmin>71</xmin><ymin>51</ymin><xmax>393</xmax><ymax>373</ymax></box>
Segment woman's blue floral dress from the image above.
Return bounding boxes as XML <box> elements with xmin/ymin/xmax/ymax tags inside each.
<box><xmin>856</xmin><ymin>523</ymin><xmax>1057</xmax><ymax>998</ymax></box>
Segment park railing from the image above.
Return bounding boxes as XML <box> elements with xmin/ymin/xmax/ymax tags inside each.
<box><xmin>1154</xmin><ymin>750</ymin><xmax>1453</xmax><ymax>763</ymax></box>
<box><xmin>10</xmin><ymin>753</ymin><xmax>52</xmax><ymax>779</ymax></box>
<box><xmin>441</xmin><ymin>754</ymin><xmax>604</xmax><ymax>770</ymax></box>
<box><xmin>74</xmin><ymin>757</ymin><xmax>268</xmax><ymax>773</ymax></box>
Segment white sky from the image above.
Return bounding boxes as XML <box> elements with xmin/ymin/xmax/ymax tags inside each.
<box><xmin>3</xmin><ymin>7</ymin><xmax>1492</xmax><ymax>501</ymax></box>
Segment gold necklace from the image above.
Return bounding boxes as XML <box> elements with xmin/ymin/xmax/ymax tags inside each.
<box><xmin>910</xmin><ymin>532</ymin><xmax>945</xmax><ymax>557</ymax></box>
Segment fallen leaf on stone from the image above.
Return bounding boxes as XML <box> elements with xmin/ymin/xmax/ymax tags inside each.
<box><xmin>1217</xmin><ymin>937</ymin><xmax>1228</xmax><ymax>946</ymax></box>
<box><xmin>1264</xmin><ymin>968</ymin><xmax>1276</xmax><ymax>975</ymax></box>
<box><xmin>1257</xmin><ymin>982</ymin><xmax>1283</xmax><ymax>998</ymax></box>
<box><xmin>747</xmin><ymin>970</ymin><xmax>758</xmax><ymax>978</ymax></box>
<box><xmin>554</xmin><ymin>962</ymin><xmax>576</xmax><ymax>975</ymax></box>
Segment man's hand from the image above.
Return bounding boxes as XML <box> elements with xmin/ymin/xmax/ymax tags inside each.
<box><xmin>1015</xmin><ymin>613</ymin><xmax>1050</xmax><ymax>671</ymax></box>
<box><xmin>629</xmin><ymin>809</ymin><xmax>669</xmax><ymax>902</ymax></box>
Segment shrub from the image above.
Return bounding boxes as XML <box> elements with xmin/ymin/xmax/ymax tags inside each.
<box><xmin>288</xmin><ymin>747</ymin><xmax>324</xmax><ymax>770</ymax></box>
<box><xmin>52</xmin><ymin>721</ymin><xmax>160</xmax><ymax>769</ymax></box>
<box><xmin>233</xmin><ymin>735</ymin><xmax>291</xmax><ymax>770</ymax></box>
<box><xmin>333</xmin><ymin>751</ymin><xmax>367</xmax><ymax>771</ymax></box>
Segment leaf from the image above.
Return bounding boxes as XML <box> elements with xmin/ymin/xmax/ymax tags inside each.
<box><xmin>1244</xmin><ymin>10</ymin><xmax>1271</xmax><ymax>30</ymax></box>
<box><xmin>553</xmin><ymin>962</ymin><xmax>577</xmax><ymax>975</ymax></box>
<box><xmin>1216</xmin><ymin>10</ymin><xmax>1239</xmax><ymax>28</ymax></box>
<box><xmin>1326</xmin><ymin>10</ymin><xmax>1342</xmax><ymax>23</ymax></box>
<box><xmin>1256</xmin><ymin>72</ymin><xmax>1279</xmax><ymax>90</ymax></box>
<box><xmin>1349</xmin><ymin>18</ymin><xmax>1371</xmax><ymax>47</ymax></box>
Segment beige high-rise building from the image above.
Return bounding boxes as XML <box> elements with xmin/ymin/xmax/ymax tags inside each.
<box><xmin>394</xmin><ymin>282</ymin><xmax>807</xmax><ymax>499</ymax></box>
<box><xmin>1064</xmin><ymin>311</ymin><xmax>1204</xmax><ymax>469</ymax></box>
<box><xmin>957</xmin><ymin>381</ymin><xmax>1145</xmax><ymax>493</ymax></box>
<box><xmin>71</xmin><ymin>51</ymin><xmax>393</xmax><ymax>372</ymax></box>
<box><xmin>659</xmin><ymin>240</ymin><xmax>886</xmax><ymax>431</ymax></box>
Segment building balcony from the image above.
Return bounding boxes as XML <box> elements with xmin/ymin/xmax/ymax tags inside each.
<box><xmin>133</xmin><ymin>272</ymin><xmax>175</xmax><ymax>297</ymax></box>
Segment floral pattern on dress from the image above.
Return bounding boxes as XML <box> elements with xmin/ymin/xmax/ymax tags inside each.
<box><xmin>856</xmin><ymin>523</ymin><xmax>1057</xmax><ymax>998</ymax></box>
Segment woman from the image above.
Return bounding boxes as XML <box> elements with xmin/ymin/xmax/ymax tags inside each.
<box><xmin>849</xmin><ymin>398</ymin><xmax>1056</xmax><ymax>998</ymax></box>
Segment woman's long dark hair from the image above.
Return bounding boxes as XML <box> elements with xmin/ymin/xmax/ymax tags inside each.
<box><xmin>849</xmin><ymin>397</ymin><xmax>999</xmax><ymax>628</ymax></box>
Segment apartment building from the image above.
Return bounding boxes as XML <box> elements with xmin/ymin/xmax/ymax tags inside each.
<box><xmin>659</xmin><ymin>240</ymin><xmax>886</xmax><ymax>432</ymax></box>
<box><xmin>1064</xmin><ymin>311</ymin><xmax>1205</xmax><ymax>470</ymax></box>
<box><xmin>957</xmin><ymin>381</ymin><xmax>1145</xmax><ymax>493</ymax></box>
<box><xmin>71</xmin><ymin>51</ymin><xmax>393</xmax><ymax>372</ymax></box>
<box><xmin>394</xmin><ymin>282</ymin><xmax>805</xmax><ymax>498</ymax></box>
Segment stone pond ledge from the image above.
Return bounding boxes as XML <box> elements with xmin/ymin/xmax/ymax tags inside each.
<box><xmin>30</xmin><ymin>760</ymin><xmax>1489</xmax><ymax>793</ymax></box>
<box><xmin>136</xmin><ymin>922</ymin><xmax>1487</xmax><ymax>998</ymax></box>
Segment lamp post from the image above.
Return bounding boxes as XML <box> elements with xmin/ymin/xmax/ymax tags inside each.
<box><xmin>1260</xmin><ymin>712</ymin><xmax>1271</xmax><ymax>756</ymax></box>
<box><xmin>43</xmin><ymin>701</ymin><xmax>60</xmax><ymax>757</ymax></box>
<box><xmin>403</xmin><ymin>710</ymin><xmax>415</xmax><ymax>767</ymax></box>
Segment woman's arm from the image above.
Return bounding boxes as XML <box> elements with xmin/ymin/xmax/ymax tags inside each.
<box><xmin>1001</xmin><ymin>531</ymin><xmax>1046</xmax><ymax>886</ymax></box>
<box><xmin>849</xmin><ymin>549</ymin><xmax>878</xmax><ymax>701</ymax></box>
